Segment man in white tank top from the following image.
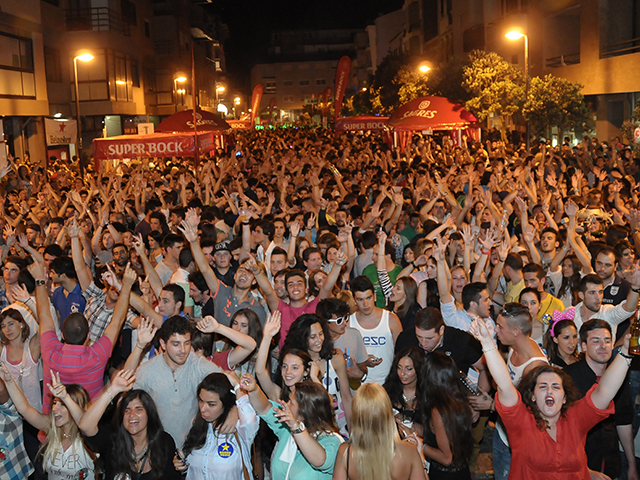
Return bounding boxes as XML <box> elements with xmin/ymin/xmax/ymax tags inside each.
<box><xmin>492</xmin><ymin>303</ymin><xmax>548</xmax><ymax>480</ymax></box>
<box><xmin>348</xmin><ymin>276</ymin><xmax>402</xmax><ymax>385</ymax></box>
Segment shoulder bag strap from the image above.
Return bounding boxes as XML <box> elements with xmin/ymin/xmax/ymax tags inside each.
<box><xmin>234</xmin><ymin>431</ymin><xmax>251</xmax><ymax>480</ymax></box>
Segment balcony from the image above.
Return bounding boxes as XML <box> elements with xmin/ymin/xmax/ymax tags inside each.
<box><xmin>545</xmin><ymin>52</ymin><xmax>580</xmax><ymax>68</ymax></box>
<box><xmin>601</xmin><ymin>37</ymin><xmax>640</xmax><ymax>58</ymax></box>
<box><xmin>65</xmin><ymin>8</ymin><xmax>131</xmax><ymax>36</ymax></box>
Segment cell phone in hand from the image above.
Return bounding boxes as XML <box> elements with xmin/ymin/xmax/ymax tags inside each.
<box><xmin>176</xmin><ymin>449</ymin><xmax>189</xmax><ymax>467</ymax></box>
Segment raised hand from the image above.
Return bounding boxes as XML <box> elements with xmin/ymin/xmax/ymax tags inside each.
<box><xmin>306</xmin><ymin>212</ymin><xmax>316</xmax><ymax>230</ymax></box>
<box><xmin>110</xmin><ymin>369</ymin><xmax>136</xmax><ymax>394</ymax></box>
<box><xmin>9</xmin><ymin>283</ymin><xmax>30</xmax><ymax>303</ymax></box>
<box><xmin>377</xmin><ymin>229</ymin><xmax>387</xmax><ymax>245</ymax></box>
<box><xmin>131</xmin><ymin>233</ymin><xmax>146</xmax><ymax>255</ymax></box>
<box><xmin>565</xmin><ymin>199</ymin><xmax>578</xmax><ymax>218</ymax></box>
<box><xmin>27</xmin><ymin>256</ymin><xmax>45</xmax><ymax>281</ymax></box>
<box><xmin>240</xmin><ymin>373</ymin><xmax>258</xmax><ymax>393</ymax></box>
<box><xmin>46</xmin><ymin>370</ymin><xmax>68</xmax><ymax>399</ymax></box>
<box><xmin>17</xmin><ymin>233</ymin><xmax>29</xmax><ymax>250</ymax></box>
<box><xmin>178</xmin><ymin>220</ymin><xmax>198</xmax><ymax>243</ymax></box>
<box><xmin>185</xmin><ymin>207</ymin><xmax>200</xmax><ymax>229</ymax></box>
<box><xmin>122</xmin><ymin>263</ymin><xmax>137</xmax><ymax>287</ymax></box>
<box><xmin>136</xmin><ymin>317</ymin><xmax>157</xmax><ymax>347</ymax></box>
<box><xmin>290</xmin><ymin>220</ymin><xmax>301</xmax><ymax>238</ymax></box>
<box><xmin>196</xmin><ymin>315</ymin><xmax>221</xmax><ymax>334</ymax></box>
<box><xmin>0</xmin><ymin>361</ymin><xmax>11</xmax><ymax>382</ymax></box>
<box><xmin>244</xmin><ymin>255</ymin><xmax>263</xmax><ymax>275</ymax></box>
<box><xmin>335</xmin><ymin>250</ymin><xmax>348</xmax><ymax>267</ymax></box>
<box><xmin>263</xmin><ymin>311</ymin><xmax>282</xmax><ymax>339</ymax></box>
<box><xmin>468</xmin><ymin>318</ymin><xmax>495</xmax><ymax>344</ymax></box>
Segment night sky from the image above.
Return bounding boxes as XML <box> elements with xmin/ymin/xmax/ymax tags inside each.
<box><xmin>208</xmin><ymin>0</ymin><xmax>404</xmax><ymax>93</ymax></box>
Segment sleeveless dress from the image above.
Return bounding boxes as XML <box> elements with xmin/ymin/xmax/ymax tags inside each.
<box><xmin>424</xmin><ymin>425</ymin><xmax>472</xmax><ymax>480</ymax></box>
<box><xmin>349</xmin><ymin>310</ymin><xmax>394</xmax><ymax>384</ymax></box>
<box><xmin>1</xmin><ymin>342</ymin><xmax>42</xmax><ymax>412</ymax></box>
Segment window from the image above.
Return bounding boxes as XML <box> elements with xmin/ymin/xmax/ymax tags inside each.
<box><xmin>265</xmin><ymin>81</ymin><xmax>276</xmax><ymax>93</ymax></box>
<box><xmin>121</xmin><ymin>0</ymin><xmax>137</xmax><ymax>26</ymax></box>
<box><xmin>131</xmin><ymin>59</ymin><xmax>140</xmax><ymax>87</ymax></box>
<box><xmin>316</xmin><ymin>78</ymin><xmax>326</xmax><ymax>85</ymax></box>
<box><xmin>299</xmin><ymin>80</ymin><xmax>309</xmax><ymax>86</ymax></box>
<box><xmin>284</xmin><ymin>95</ymin><xmax>294</xmax><ymax>102</ymax></box>
<box><xmin>144</xmin><ymin>21</ymin><xmax>151</xmax><ymax>38</ymax></box>
<box><xmin>44</xmin><ymin>47</ymin><xmax>62</xmax><ymax>82</ymax></box>
<box><xmin>0</xmin><ymin>32</ymin><xmax>35</xmax><ymax>97</ymax></box>
<box><xmin>283</xmin><ymin>80</ymin><xmax>293</xmax><ymax>86</ymax></box>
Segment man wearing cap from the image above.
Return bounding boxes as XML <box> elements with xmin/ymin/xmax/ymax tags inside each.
<box><xmin>211</xmin><ymin>240</ymin><xmax>237</xmax><ymax>287</ymax></box>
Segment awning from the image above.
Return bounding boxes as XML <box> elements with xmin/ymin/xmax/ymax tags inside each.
<box><xmin>92</xmin><ymin>131</ymin><xmax>217</xmax><ymax>160</ymax></box>
<box><xmin>335</xmin><ymin>115</ymin><xmax>388</xmax><ymax>132</ymax></box>
<box><xmin>155</xmin><ymin>109</ymin><xmax>231</xmax><ymax>132</ymax></box>
<box><xmin>387</xmin><ymin>96</ymin><xmax>477</xmax><ymax>132</ymax></box>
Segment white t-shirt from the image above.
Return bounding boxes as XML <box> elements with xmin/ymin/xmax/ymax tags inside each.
<box><xmin>44</xmin><ymin>437</ymin><xmax>95</xmax><ymax>480</ymax></box>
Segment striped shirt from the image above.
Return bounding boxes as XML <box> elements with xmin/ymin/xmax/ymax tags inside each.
<box><xmin>40</xmin><ymin>330</ymin><xmax>112</xmax><ymax>413</ymax></box>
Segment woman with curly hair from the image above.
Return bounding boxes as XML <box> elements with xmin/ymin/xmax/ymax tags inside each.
<box><xmin>79</xmin><ymin>370</ymin><xmax>181</xmax><ymax>480</ymax></box>
<box><xmin>470</xmin><ymin>317</ymin><xmax>632</xmax><ymax>479</ymax></box>
<box><xmin>174</xmin><ymin>372</ymin><xmax>259</xmax><ymax>479</ymax></box>
<box><xmin>383</xmin><ymin>347</ymin><xmax>424</xmax><ymax>438</ymax></box>
<box><xmin>283</xmin><ymin>313</ymin><xmax>352</xmax><ymax>435</ymax></box>
<box><xmin>420</xmin><ymin>351</ymin><xmax>474</xmax><ymax>480</ymax></box>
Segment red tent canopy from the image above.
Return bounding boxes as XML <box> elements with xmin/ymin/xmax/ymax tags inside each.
<box><xmin>335</xmin><ymin>115</ymin><xmax>389</xmax><ymax>132</ymax></box>
<box><xmin>92</xmin><ymin>131</ymin><xmax>217</xmax><ymax>161</ymax></box>
<box><xmin>387</xmin><ymin>96</ymin><xmax>477</xmax><ymax>132</ymax></box>
<box><xmin>156</xmin><ymin>109</ymin><xmax>231</xmax><ymax>132</ymax></box>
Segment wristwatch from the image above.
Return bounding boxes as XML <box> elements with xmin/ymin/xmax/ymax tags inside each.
<box><xmin>291</xmin><ymin>421</ymin><xmax>306</xmax><ymax>435</ymax></box>
<box><xmin>35</xmin><ymin>279</ymin><xmax>46</xmax><ymax>287</ymax></box>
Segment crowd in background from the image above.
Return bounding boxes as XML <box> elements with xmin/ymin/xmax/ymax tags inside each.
<box><xmin>1</xmin><ymin>127</ymin><xmax>640</xmax><ymax>480</ymax></box>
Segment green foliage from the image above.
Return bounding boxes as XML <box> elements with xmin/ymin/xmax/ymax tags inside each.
<box><xmin>342</xmin><ymin>89</ymin><xmax>372</xmax><ymax>116</ymax></box>
<box><xmin>370</xmin><ymin>51</ymin><xmax>409</xmax><ymax>114</ymax></box>
<box><xmin>462</xmin><ymin>50</ymin><xmax>525</xmax><ymax>141</ymax></box>
<box><xmin>522</xmin><ymin>74</ymin><xmax>590</xmax><ymax>140</ymax></box>
<box><xmin>621</xmin><ymin>99</ymin><xmax>640</xmax><ymax>155</ymax></box>
<box><xmin>428</xmin><ymin>56</ymin><xmax>471</xmax><ymax>105</ymax></box>
<box><xmin>396</xmin><ymin>67</ymin><xmax>430</xmax><ymax>105</ymax></box>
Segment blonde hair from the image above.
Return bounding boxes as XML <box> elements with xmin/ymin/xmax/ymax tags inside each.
<box><xmin>335</xmin><ymin>290</ymin><xmax>357</xmax><ymax>315</ymax></box>
<box><xmin>40</xmin><ymin>384</ymin><xmax>92</xmax><ymax>468</ymax></box>
<box><xmin>349</xmin><ymin>383</ymin><xmax>399</xmax><ymax>480</ymax></box>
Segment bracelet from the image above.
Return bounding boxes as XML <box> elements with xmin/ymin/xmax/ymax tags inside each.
<box><xmin>136</xmin><ymin>343</ymin><xmax>145</xmax><ymax>350</ymax></box>
<box><xmin>107</xmin><ymin>389</ymin><xmax>113</xmax><ymax>403</ymax></box>
<box><xmin>633</xmin><ymin>287</ymin><xmax>640</xmax><ymax>293</ymax></box>
<box><xmin>231</xmin><ymin>384</ymin><xmax>241</xmax><ymax>395</ymax></box>
<box><xmin>481</xmin><ymin>250</ymin><xmax>490</xmax><ymax>255</ymax></box>
<box><xmin>483</xmin><ymin>346</ymin><xmax>497</xmax><ymax>353</ymax></box>
<box><xmin>618</xmin><ymin>347</ymin><xmax>634</xmax><ymax>360</ymax></box>
<box><xmin>489</xmin><ymin>399</ymin><xmax>495</xmax><ymax>412</ymax></box>
<box><xmin>412</xmin><ymin>261</ymin><xmax>417</xmax><ymax>269</ymax></box>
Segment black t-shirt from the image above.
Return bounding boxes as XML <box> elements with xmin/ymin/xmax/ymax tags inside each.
<box><xmin>201</xmin><ymin>296</ymin><xmax>215</xmax><ymax>318</ymax></box>
<box><xmin>603</xmin><ymin>275</ymin><xmax>630</xmax><ymax>306</ymax></box>
<box><xmin>84</xmin><ymin>424</ymin><xmax>181</xmax><ymax>480</ymax></box>
<box><xmin>395</xmin><ymin>326</ymin><xmax>483</xmax><ymax>373</ymax></box>
<box><xmin>215</xmin><ymin>265</ymin><xmax>237</xmax><ymax>287</ymax></box>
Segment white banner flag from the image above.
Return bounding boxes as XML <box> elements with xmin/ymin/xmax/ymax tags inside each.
<box><xmin>45</xmin><ymin>118</ymin><xmax>77</xmax><ymax>146</ymax></box>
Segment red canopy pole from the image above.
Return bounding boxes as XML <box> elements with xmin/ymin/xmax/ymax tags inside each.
<box><xmin>191</xmin><ymin>39</ymin><xmax>199</xmax><ymax>168</ymax></box>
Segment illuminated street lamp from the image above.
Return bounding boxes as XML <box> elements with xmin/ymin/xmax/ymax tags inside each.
<box><xmin>506</xmin><ymin>29</ymin><xmax>530</xmax><ymax>151</ymax></box>
<box><xmin>215</xmin><ymin>84</ymin><xmax>225</xmax><ymax>108</ymax></box>
<box><xmin>418</xmin><ymin>64</ymin><xmax>431</xmax><ymax>73</ymax></box>
<box><xmin>234</xmin><ymin>96</ymin><xmax>241</xmax><ymax>119</ymax></box>
<box><xmin>174</xmin><ymin>76</ymin><xmax>187</xmax><ymax>112</ymax></box>
<box><xmin>73</xmin><ymin>52</ymin><xmax>94</xmax><ymax>175</ymax></box>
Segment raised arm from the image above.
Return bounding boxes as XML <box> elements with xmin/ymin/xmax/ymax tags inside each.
<box><xmin>196</xmin><ymin>316</ymin><xmax>257</xmax><ymax>367</ymax></box>
<box><xmin>245</xmin><ymin>256</ymin><xmax>279</xmax><ymax>312</ymax></box>
<box><xmin>123</xmin><ymin>317</ymin><xmax>156</xmax><ymax>372</ymax></box>
<box><xmin>28</xmin><ymin>257</ymin><xmax>56</xmax><ymax>334</ymax></box>
<box><xmin>78</xmin><ymin>370</ymin><xmax>136</xmax><ymax>437</ymax></box>
<box><xmin>179</xmin><ymin>216</ymin><xmax>219</xmax><ymax>294</ymax></box>
<box><xmin>103</xmin><ymin>263</ymin><xmax>136</xmax><ymax>346</ymax></box>
<box><xmin>468</xmin><ymin>318</ymin><xmax>518</xmax><ymax>406</ymax></box>
<box><xmin>240</xmin><ymin>373</ymin><xmax>272</xmax><ymax>415</ymax></box>
<box><xmin>131</xmin><ymin>234</ymin><xmax>162</xmax><ymax>298</ymax></box>
<box><xmin>0</xmin><ymin>361</ymin><xmax>49</xmax><ymax>431</ymax></box>
<box><xmin>68</xmin><ymin>218</ymin><xmax>93</xmax><ymax>291</ymax></box>
<box><xmin>255</xmin><ymin>311</ymin><xmax>282</xmax><ymax>401</ymax></box>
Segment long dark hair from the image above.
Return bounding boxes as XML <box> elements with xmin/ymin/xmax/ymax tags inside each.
<box><xmin>559</xmin><ymin>255</ymin><xmax>582</xmax><ymax>305</ymax></box>
<box><xmin>294</xmin><ymin>381</ymin><xmax>339</xmax><ymax>435</ymax></box>
<box><xmin>383</xmin><ymin>347</ymin><xmax>424</xmax><ymax>411</ymax></box>
<box><xmin>392</xmin><ymin>277</ymin><xmax>418</xmax><ymax>321</ymax></box>
<box><xmin>183</xmin><ymin>374</ymin><xmax>236</xmax><ymax>456</ymax></box>
<box><xmin>111</xmin><ymin>390</ymin><xmax>169</xmax><ymax>480</ymax></box>
<box><xmin>283</xmin><ymin>314</ymin><xmax>334</xmax><ymax>361</ymax></box>
<box><xmin>421</xmin><ymin>352</ymin><xmax>474</xmax><ymax>468</ymax></box>
<box><xmin>542</xmin><ymin>319</ymin><xmax>580</xmax><ymax>366</ymax></box>
<box><xmin>277</xmin><ymin>348</ymin><xmax>313</xmax><ymax>401</ymax></box>
<box><xmin>518</xmin><ymin>365</ymin><xmax>581</xmax><ymax>431</ymax></box>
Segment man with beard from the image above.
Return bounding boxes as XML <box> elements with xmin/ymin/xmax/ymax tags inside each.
<box><xmin>49</xmin><ymin>256</ymin><xmax>86</xmax><ymax>329</ymax></box>
<box><xmin>565</xmin><ymin>320</ymin><xmax>636</xmax><ymax>480</ymax></box>
<box><xmin>110</xmin><ymin>243</ymin><xmax>129</xmax><ymax>274</ymax></box>
<box><xmin>538</xmin><ymin>227</ymin><xmax>560</xmax><ymax>269</ymax></box>
<box><xmin>570</xmin><ymin>273</ymin><xmax>640</xmax><ymax>339</ymax></box>
<box><xmin>595</xmin><ymin>246</ymin><xmax>631</xmax><ymax>306</ymax></box>
<box><xmin>273</xmin><ymin>268</ymin><xmax>289</xmax><ymax>303</ymax></box>
<box><xmin>181</xmin><ymin>218</ymin><xmax>268</xmax><ymax>327</ymax></box>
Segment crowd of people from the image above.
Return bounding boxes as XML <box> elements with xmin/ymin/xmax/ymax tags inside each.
<box><xmin>0</xmin><ymin>128</ymin><xmax>639</xmax><ymax>480</ymax></box>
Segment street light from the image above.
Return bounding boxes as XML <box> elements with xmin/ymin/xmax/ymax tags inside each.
<box><xmin>506</xmin><ymin>29</ymin><xmax>530</xmax><ymax>151</ymax></box>
<box><xmin>215</xmin><ymin>84</ymin><xmax>225</xmax><ymax>108</ymax></box>
<box><xmin>174</xmin><ymin>76</ymin><xmax>187</xmax><ymax>112</ymax></box>
<box><xmin>419</xmin><ymin>64</ymin><xmax>431</xmax><ymax>73</ymax></box>
<box><xmin>73</xmin><ymin>52</ymin><xmax>94</xmax><ymax>176</ymax></box>
<box><xmin>234</xmin><ymin>96</ymin><xmax>241</xmax><ymax>119</ymax></box>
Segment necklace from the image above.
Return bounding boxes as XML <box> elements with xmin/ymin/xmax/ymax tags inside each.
<box><xmin>402</xmin><ymin>392</ymin><xmax>416</xmax><ymax>403</ymax></box>
<box><xmin>62</xmin><ymin>432</ymin><xmax>71</xmax><ymax>439</ymax></box>
<box><xmin>132</xmin><ymin>444</ymin><xmax>149</xmax><ymax>463</ymax></box>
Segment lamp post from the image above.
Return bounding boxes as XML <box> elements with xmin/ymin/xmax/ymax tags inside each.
<box><xmin>73</xmin><ymin>52</ymin><xmax>94</xmax><ymax>176</ymax></box>
<box><xmin>234</xmin><ymin>96</ymin><xmax>241</xmax><ymax>119</ymax></box>
<box><xmin>505</xmin><ymin>30</ymin><xmax>530</xmax><ymax>152</ymax></box>
<box><xmin>418</xmin><ymin>64</ymin><xmax>431</xmax><ymax>73</ymax></box>
<box><xmin>174</xmin><ymin>76</ymin><xmax>187</xmax><ymax>113</ymax></box>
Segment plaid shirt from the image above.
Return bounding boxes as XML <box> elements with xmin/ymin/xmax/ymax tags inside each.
<box><xmin>0</xmin><ymin>288</ymin><xmax>9</xmax><ymax>310</ymax></box>
<box><xmin>0</xmin><ymin>400</ymin><xmax>34</xmax><ymax>480</ymax></box>
<box><xmin>82</xmin><ymin>282</ymin><xmax>137</xmax><ymax>344</ymax></box>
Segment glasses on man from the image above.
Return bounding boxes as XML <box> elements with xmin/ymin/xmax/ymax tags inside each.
<box><xmin>327</xmin><ymin>316</ymin><xmax>347</xmax><ymax>325</ymax></box>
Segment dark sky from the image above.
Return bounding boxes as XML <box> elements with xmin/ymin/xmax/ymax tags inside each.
<box><xmin>207</xmin><ymin>0</ymin><xmax>404</xmax><ymax>93</ymax></box>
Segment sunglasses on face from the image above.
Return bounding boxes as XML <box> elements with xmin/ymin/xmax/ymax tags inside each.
<box><xmin>327</xmin><ymin>316</ymin><xmax>347</xmax><ymax>325</ymax></box>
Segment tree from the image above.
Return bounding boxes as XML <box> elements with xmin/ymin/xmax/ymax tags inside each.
<box><xmin>428</xmin><ymin>55</ymin><xmax>471</xmax><ymax>105</ymax></box>
<box><xmin>396</xmin><ymin>66</ymin><xmax>430</xmax><ymax>105</ymax></box>
<box><xmin>369</xmin><ymin>51</ymin><xmax>409</xmax><ymax>114</ymax></box>
<box><xmin>522</xmin><ymin>74</ymin><xmax>590</xmax><ymax>141</ymax></box>
<box><xmin>462</xmin><ymin>50</ymin><xmax>525</xmax><ymax>142</ymax></box>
